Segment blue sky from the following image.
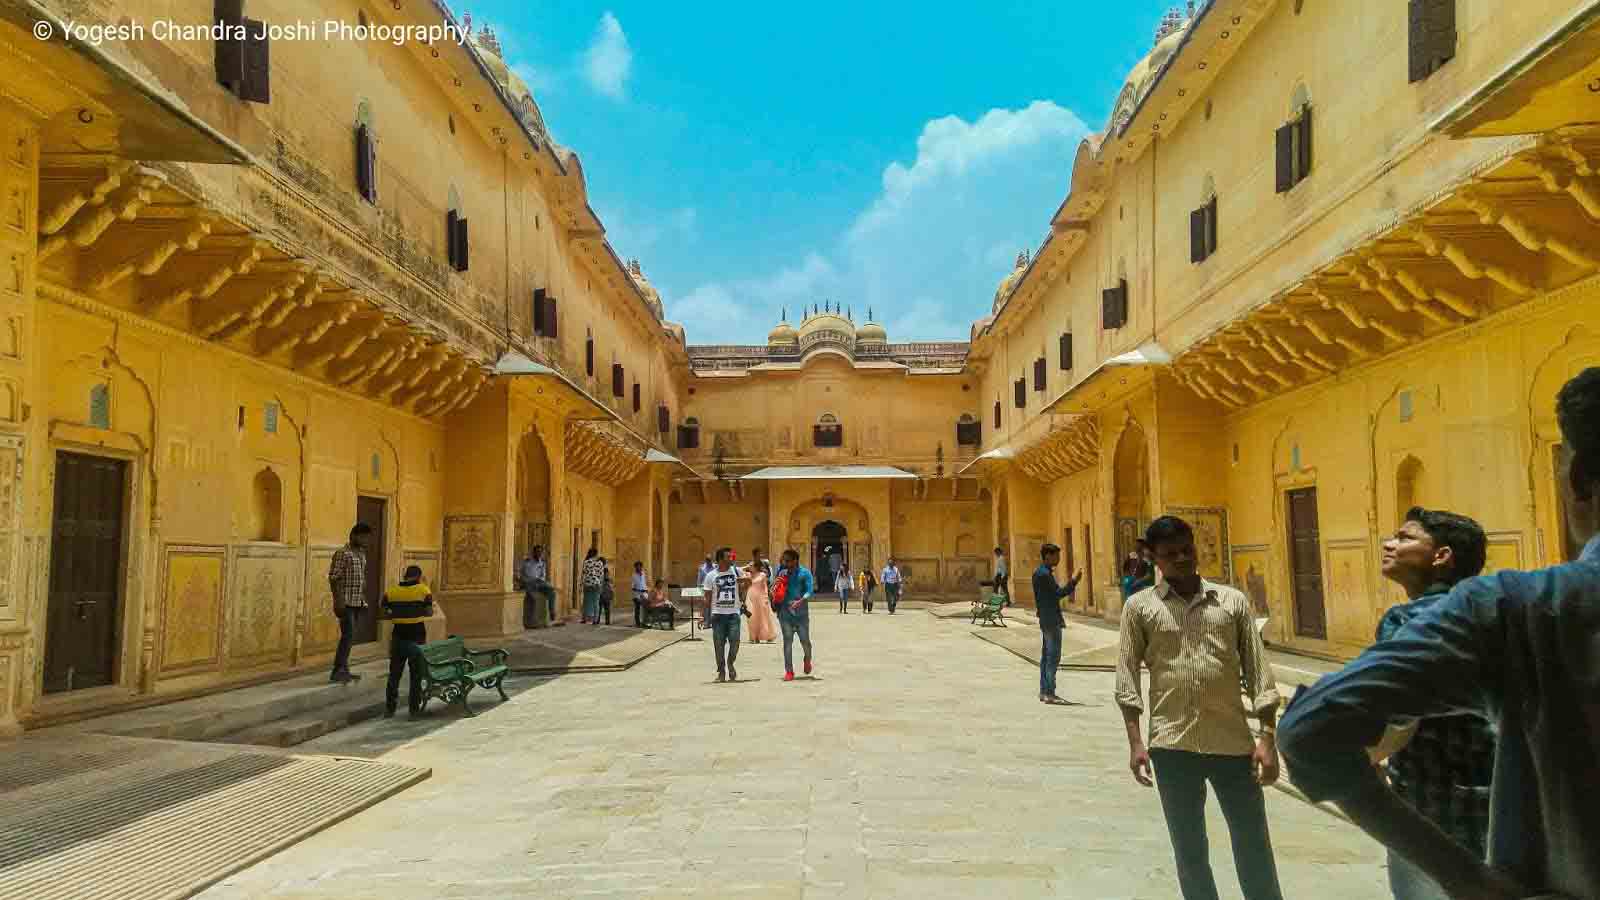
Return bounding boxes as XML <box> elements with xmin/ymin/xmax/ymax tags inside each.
<box><xmin>467</xmin><ymin>2</ymin><xmax>1187</xmax><ymax>342</ymax></box>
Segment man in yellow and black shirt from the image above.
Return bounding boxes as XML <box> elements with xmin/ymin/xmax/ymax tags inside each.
<box><xmin>381</xmin><ymin>565</ymin><xmax>434</xmax><ymax>717</ymax></box>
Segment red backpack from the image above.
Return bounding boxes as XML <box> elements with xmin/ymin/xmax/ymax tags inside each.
<box><xmin>771</xmin><ymin>571</ymin><xmax>788</xmax><ymax>607</ymax></box>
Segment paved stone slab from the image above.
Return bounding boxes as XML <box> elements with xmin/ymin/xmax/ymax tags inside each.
<box><xmin>0</xmin><ymin>733</ymin><xmax>427</xmax><ymax>900</ymax></box>
<box><xmin>197</xmin><ymin>607</ymin><xmax>1386</xmax><ymax>899</ymax></box>
<box><xmin>503</xmin><ymin>623</ymin><xmax>685</xmax><ymax>673</ymax></box>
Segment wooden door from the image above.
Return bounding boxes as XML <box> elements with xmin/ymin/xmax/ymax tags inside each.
<box><xmin>355</xmin><ymin>496</ymin><xmax>386</xmax><ymax>644</ymax></box>
<box><xmin>45</xmin><ymin>453</ymin><xmax>127</xmax><ymax>693</ymax></box>
<box><xmin>1287</xmin><ymin>487</ymin><xmax>1327</xmax><ymax>639</ymax></box>
<box><xmin>1083</xmin><ymin>526</ymin><xmax>1094</xmax><ymax>610</ymax></box>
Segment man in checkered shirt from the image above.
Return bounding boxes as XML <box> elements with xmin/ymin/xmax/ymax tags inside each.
<box><xmin>328</xmin><ymin>522</ymin><xmax>372</xmax><ymax>684</ymax></box>
<box><xmin>1370</xmin><ymin>507</ymin><xmax>1494</xmax><ymax>900</ymax></box>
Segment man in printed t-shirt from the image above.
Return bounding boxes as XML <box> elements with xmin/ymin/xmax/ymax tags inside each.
<box><xmin>701</xmin><ymin>546</ymin><xmax>747</xmax><ymax>682</ymax></box>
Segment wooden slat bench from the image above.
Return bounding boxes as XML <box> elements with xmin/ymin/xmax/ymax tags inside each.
<box><xmin>417</xmin><ymin>636</ymin><xmax>510</xmax><ymax>716</ymax></box>
<box><xmin>971</xmin><ymin>591</ymin><xmax>1007</xmax><ymax>627</ymax></box>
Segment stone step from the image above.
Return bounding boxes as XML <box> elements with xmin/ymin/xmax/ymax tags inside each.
<box><xmin>218</xmin><ymin>694</ymin><xmax>388</xmax><ymax>748</ymax></box>
<box><xmin>61</xmin><ymin>659</ymin><xmax>390</xmax><ymax>744</ymax></box>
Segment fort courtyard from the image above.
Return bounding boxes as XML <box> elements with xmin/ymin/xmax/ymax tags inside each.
<box><xmin>2</xmin><ymin>0</ymin><xmax>1599</xmax><ymax>896</ymax></box>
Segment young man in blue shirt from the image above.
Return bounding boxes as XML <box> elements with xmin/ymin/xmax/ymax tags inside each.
<box><xmin>1031</xmin><ymin>543</ymin><xmax>1081</xmax><ymax>704</ymax></box>
<box><xmin>777</xmin><ymin>548</ymin><xmax>816</xmax><ymax>682</ymax></box>
<box><xmin>1280</xmin><ymin>367</ymin><xmax>1600</xmax><ymax>900</ymax></box>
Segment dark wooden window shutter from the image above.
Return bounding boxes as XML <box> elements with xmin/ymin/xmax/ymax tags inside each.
<box><xmin>1102</xmin><ymin>287</ymin><xmax>1117</xmax><ymax>329</ymax></box>
<box><xmin>1014</xmin><ymin>378</ymin><xmax>1026</xmax><ymax>409</ymax></box>
<box><xmin>544</xmin><ymin>295</ymin><xmax>558</xmax><ymax>339</ymax></box>
<box><xmin>239</xmin><ymin>18</ymin><xmax>270</xmax><ymax>103</ymax></box>
<box><xmin>1033</xmin><ymin>357</ymin><xmax>1046</xmax><ymax>392</ymax></box>
<box><xmin>446</xmin><ymin>210</ymin><xmax>459</xmax><ymax>267</ymax></box>
<box><xmin>993</xmin><ymin>401</ymin><xmax>1002</xmax><ymax>429</ymax></box>
<box><xmin>1296</xmin><ymin>107</ymin><xmax>1313</xmax><ymax>183</ymax></box>
<box><xmin>1190</xmin><ymin>206</ymin><xmax>1206</xmax><ymax>262</ymax></box>
<box><xmin>612</xmin><ymin>364</ymin><xmax>624</xmax><ymax>398</ymax></box>
<box><xmin>1407</xmin><ymin>0</ymin><xmax>1453</xmax><ymax>82</ymax></box>
<box><xmin>632</xmin><ymin>382</ymin><xmax>641</xmax><ymax>412</ymax></box>
<box><xmin>678</xmin><ymin>424</ymin><xmax>699</xmax><ymax>449</ymax></box>
<box><xmin>1059</xmin><ymin>332</ymin><xmax>1073</xmax><ymax>371</ymax></box>
<box><xmin>585</xmin><ymin>337</ymin><xmax>594</xmax><ymax>376</ymax></box>
<box><xmin>1119</xmin><ymin>279</ymin><xmax>1130</xmax><ymax>328</ymax></box>
<box><xmin>1275</xmin><ymin>123</ymin><xmax>1295</xmax><ymax>193</ymax></box>
<box><xmin>215</xmin><ymin>0</ymin><xmax>245</xmax><ymax>93</ymax></box>
<box><xmin>1205</xmin><ymin>196</ymin><xmax>1218</xmax><ymax>257</ymax></box>
<box><xmin>355</xmin><ymin>124</ymin><xmax>377</xmax><ymax>203</ymax></box>
<box><xmin>454</xmin><ymin>216</ymin><xmax>469</xmax><ymax>271</ymax></box>
<box><xmin>532</xmin><ymin>287</ymin><xmax>546</xmax><ymax>335</ymax></box>
<box><xmin>1408</xmin><ymin>0</ymin><xmax>1431</xmax><ymax>83</ymax></box>
<box><xmin>1427</xmin><ymin>0</ymin><xmax>1456</xmax><ymax>74</ymax></box>
<box><xmin>956</xmin><ymin>420</ymin><xmax>981</xmax><ymax>446</ymax></box>
<box><xmin>657</xmin><ymin>405</ymin><xmax>670</xmax><ymax>434</ymax></box>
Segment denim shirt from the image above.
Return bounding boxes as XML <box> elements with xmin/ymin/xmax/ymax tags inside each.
<box><xmin>779</xmin><ymin>565</ymin><xmax>814</xmax><ymax>621</ymax></box>
<box><xmin>1279</xmin><ymin>535</ymin><xmax>1600</xmax><ymax>897</ymax></box>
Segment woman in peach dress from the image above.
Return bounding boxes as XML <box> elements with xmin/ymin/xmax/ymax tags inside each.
<box><xmin>743</xmin><ymin>560</ymin><xmax>779</xmax><ymax>643</ymax></box>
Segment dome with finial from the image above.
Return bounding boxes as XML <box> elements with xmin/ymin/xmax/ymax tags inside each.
<box><xmin>855</xmin><ymin>306</ymin><xmax>887</xmax><ymax>344</ymax></box>
<box><xmin>993</xmin><ymin>249</ymin><xmax>1031</xmax><ymax>312</ymax></box>
<box><xmin>627</xmin><ymin>258</ymin><xmax>664</xmax><ymax>319</ymax></box>
<box><xmin>466</xmin><ymin>18</ymin><xmax>550</xmax><ymax>141</ymax></box>
<box><xmin>1107</xmin><ymin>4</ymin><xmax>1196</xmax><ymax>135</ymax></box>
<box><xmin>768</xmin><ymin>306</ymin><xmax>799</xmax><ymax>346</ymax></box>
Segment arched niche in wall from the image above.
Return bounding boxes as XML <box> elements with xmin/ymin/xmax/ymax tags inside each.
<box><xmin>1395</xmin><ymin>454</ymin><xmax>1425</xmax><ymax>525</ymax></box>
<box><xmin>1113</xmin><ymin>417</ymin><xmax>1151</xmax><ymax>565</ymax></box>
<box><xmin>517</xmin><ymin>424</ymin><xmax>553</xmax><ymax>554</ymax></box>
<box><xmin>250</xmin><ymin>466</ymin><xmax>283</xmax><ymax>542</ymax></box>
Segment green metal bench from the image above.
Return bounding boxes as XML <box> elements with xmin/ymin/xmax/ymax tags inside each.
<box><xmin>417</xmin><ymin>636</ymin><xmax>510</xmax><ymax>716</ymax></box>
<box><xmin>971</xmin><ymin>592</ymin><xmax>1008</xmax><ymax>627</ymax></box>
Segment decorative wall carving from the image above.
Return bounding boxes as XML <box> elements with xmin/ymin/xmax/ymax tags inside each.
<box><xmin>227</xmin><ymin>547</ymin><xmax>300</xmax><ymax>667</ymax></box>
<box><xmin>1167</xmin><ymin>506</ymin><xmax>1231</xmax><ymax>582</ymax></box>
<box><xmin>443</xmin><ymin>515</ymin><xmax>499</xmax><ymax>590</ymax></box>
<box><xmin>158</xmin><ymin>545</ymin><xmax>225</xmax><ymax>675</ymax></box>
<box><xmin>0</xmin><ymin>439</ymin><xmax>16</xmax><ymax>621</ymax></box>
<box><xmin>303</xmin><ymin>547</ymin><xmax>341</xmax><ymax>652</ymax></box>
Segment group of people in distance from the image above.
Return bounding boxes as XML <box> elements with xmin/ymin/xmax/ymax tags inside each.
<box><xmin>514</xmin><ymin>545</ymin><xmax>676</xmax><ymax>629</ymax></box>
<box><xmin>1101</xmin><ymin>366</ymin><xmax>1600</xmax><ymax>900</ymax></box>
<box><xmin>694</xmin><ymin>547</ymin><xmax>908</xmax><ymax>683</ymax></box>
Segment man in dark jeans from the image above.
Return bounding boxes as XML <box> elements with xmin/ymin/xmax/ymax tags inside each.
<box><xmin>328</xmin><ymin>522</ymin><xmax>371</xmax><ymax>684</ymax></box>
<box><xmin>1116</xmin><ymin>516</ymin><xmax>1283</xmax><ymax>900</ymax></box>
<box><xmin>381</xmin><ymin>565</ymin><xmax>433</xmax><ymax>717</ymax></box>
<box><xmin>1370</xmin><ymin>507</ymin><xmax>1493</xmax><ymax>900</ymax></box>
<box><xmin>1031</xmin><ymin>543</ymin><xmax>1081</xmax><ymax>704</ymax></box>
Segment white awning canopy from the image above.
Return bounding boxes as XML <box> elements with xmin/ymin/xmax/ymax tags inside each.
<box><xmin>1043</xmin><ymin>341</ymin><xmax>1172</xmax><ymax>415</ymax></box>
<box><xmin>645</xmin><ymin>447</ymin><xmax>706</xmax><ymax>479</ymax></box>
<box><xmin>955</xmin><ymin>445</ymin><xmax>1014</xmax><ymax>476</ymax></box>
<box><xmin>493</xmin><ymin>350</ymin><xmax>620</xmax><ymax>422</ymax></box>
<box><xmin>739</xmin><ymin>465</ymin><xmax>918</xmax><ymax>481</ymax></box>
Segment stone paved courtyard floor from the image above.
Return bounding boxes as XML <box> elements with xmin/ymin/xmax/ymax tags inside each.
<box><xmin>199</xmin><ymin>607</ymin><xmax>1386</xmax><ymax>899</ymax></box>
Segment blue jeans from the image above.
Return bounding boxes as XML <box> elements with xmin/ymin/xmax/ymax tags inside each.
<box><xmin>1387</xmin><ymin>849</ymin><xmax>1451</xmax><ymax>900</ymax></box>
<box><xmin>1039</xmin><ymin>625</ymin><xmax>1062</xmax><ymax>696</ymax></box>
<box><xmin>1149</xmin><ymin>749</ymin><xmax>1284</xmax><ymax>900</ymax></box>
<box><xmin>710</xmin><ymin>614</ymin><xmax>741</xmax><ymax>676</ymax></box>
<box><xmin>780</xmin><ymin>618</ymin><xmax>812</xmax><ymax>672</ymax></box>
<box><xmin>838</xmin><ymin>586</ymin><xmax>850</xmax><ymax>612</ymax></box>
<box><xmin>885</xmin><ymin>583</ymin><xmax>900</xmax><ymax>612</ymax></box>
<box><xmin>582</xmin><ymin>585</ymin><xmax>600</xmax><ymax>621</ymax></box>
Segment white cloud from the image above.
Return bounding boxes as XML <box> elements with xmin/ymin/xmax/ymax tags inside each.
<box><xmin>583</xmin><ymin>12</ymin><xmax>632</xmax><ymax>100</ymax></box>
<box><xmin>666</xmin><ymin>254</ymin><xmax>835</xmax><ymax>341</ymax></box>
<box><xmin>671</xmin><ymin>101</ymin><xmax>1089</xmax><ymax>343</ymax></box>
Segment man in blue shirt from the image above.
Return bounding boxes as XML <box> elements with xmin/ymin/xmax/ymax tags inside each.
<box><xmin>1031</xmin><ymin>543</ymin><xmax>1081</xmax><ymax>704</ymax></box>
<box><xmin>777</xmin><ymin>548</ymin><xmax>816</xmax><ymax>682</ymax></box>
<box><xmin>1371</xmin><ymin>507</ymin><xmax>1494</xmax><ymax>900</ymax></box>
<box><xmin>1279</xmin><ymin>367</ymin><xmax>1600</xmax><ymax>900</ymax></box>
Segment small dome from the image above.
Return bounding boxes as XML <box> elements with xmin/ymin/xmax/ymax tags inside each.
<box><xmin>797</xmin><ymin>309</ymin><xmax>854</xmax><ymax>341</ymax></box>
<box><xmin>971</xmin><ymin>314</ymin><xmax>995</xmax><ymax>341</ymax></box>
<box><xmin>467</xmin><ymin>23</ymin><xmax>549</xmax><ymax>141</ymax></box>
<box><xmin>628</xmin><ymin>259</ymin><xmax>664</xmax><ymax>319</ymax></box>
<box><xmin>1108</xmin><ymin>8</ymin><xmax>1193</xmax><ymax>132</ymax></box>
<box><xmin>993</xmin><ymin>250</ymin><xmax>1031</xmax><ymax>312</ymax></box>
<box><xmin>768</xmin><ymin>321</ymin><xmax>798</xmax><ymax>345</ymax></box>
<box><xmin>856</xmin><ymin>321</ymin><xmax>887</xmax><ymax>343</ymax></box>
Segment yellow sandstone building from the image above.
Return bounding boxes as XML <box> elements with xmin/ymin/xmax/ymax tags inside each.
<box><xmin>1</xmin><ymin>0</ymin><xmax>1597</xmax><ymax>733</ymax></box>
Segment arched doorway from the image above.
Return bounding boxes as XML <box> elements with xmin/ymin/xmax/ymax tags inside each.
<box><xmin>517</xmin><ymin>427</ymin><xmax>553</xmax><ymax>625</ymax></box>
<box><xmin>650</xmin><ymin>489</ymin><xmax>665</xmax><ymax>581</ymax></box>
<box><xmin>812</xmin><ymin>520</ymin><xmax>847</xmax><ymax>592</ymax></box>
<box><xmin>1113</xmin><ymin>420</ymin><xmax>1150</xmax><ymax>569</ymax></box>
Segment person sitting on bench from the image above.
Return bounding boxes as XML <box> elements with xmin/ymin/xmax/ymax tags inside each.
<box><xmin>646</xmin><ymin>578</ymin><xmax>675</xmax><ymax>629</ymax></box>
<box><xmin>381</xmin><ymin>565</ymin><xmax>434</xmax><ymax>718</ymax></box>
